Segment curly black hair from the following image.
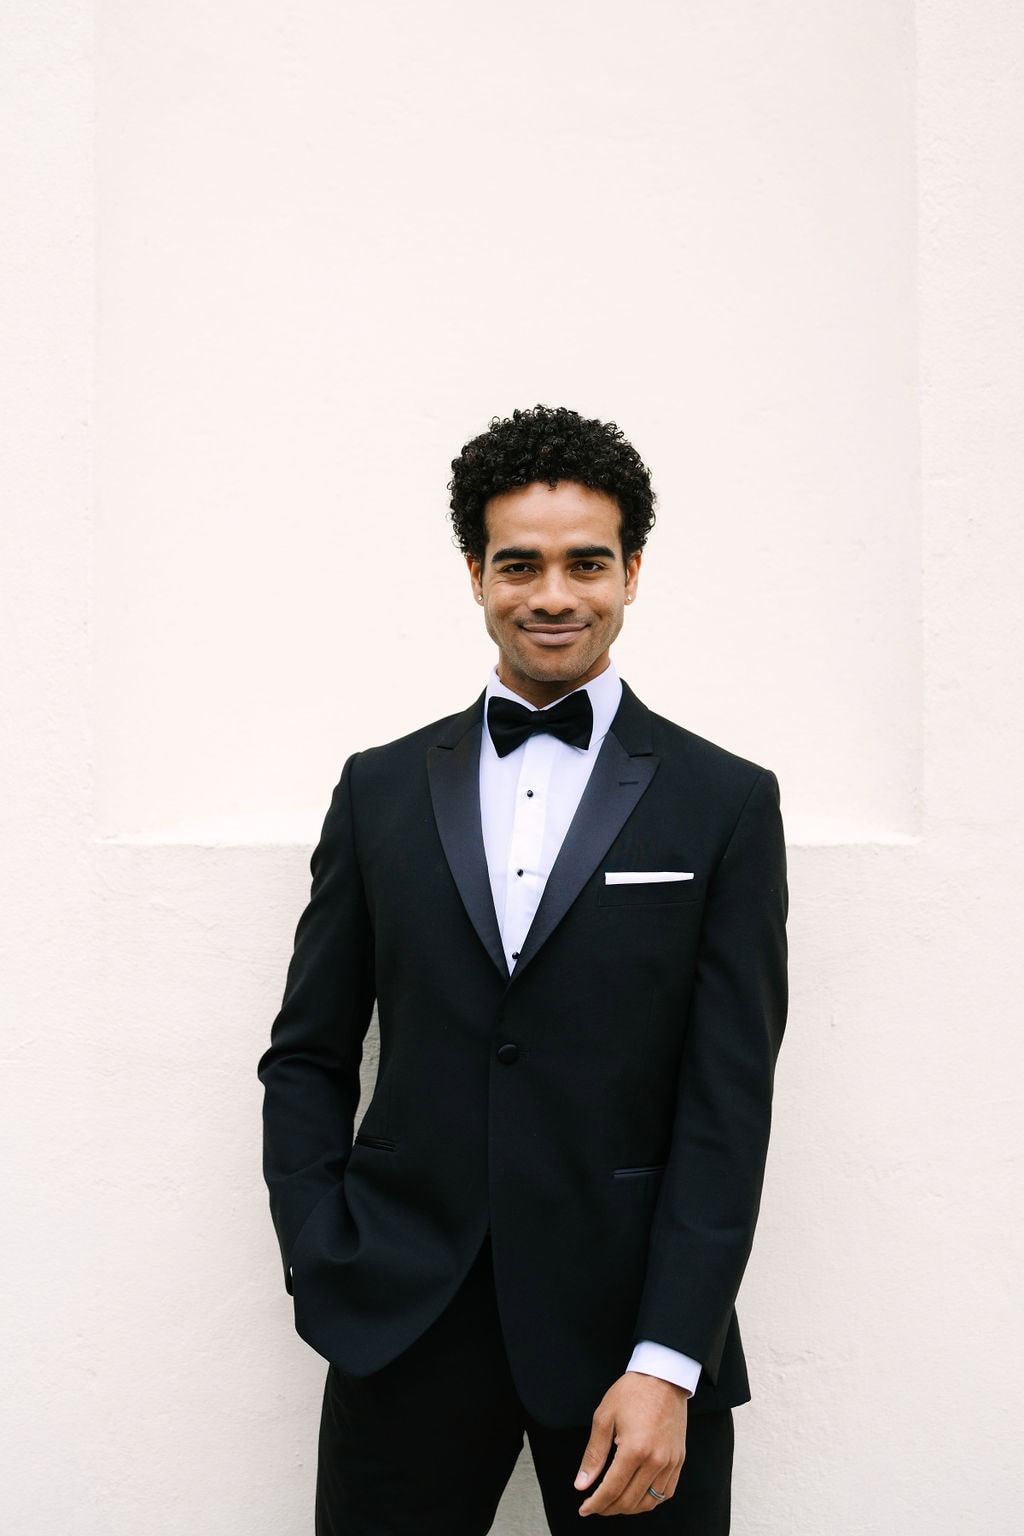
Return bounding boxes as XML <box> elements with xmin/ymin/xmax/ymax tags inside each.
<box><xmin>448</xmin><ymin>405</ymin><xmax>656</xmax><ymax>561</ymax></box>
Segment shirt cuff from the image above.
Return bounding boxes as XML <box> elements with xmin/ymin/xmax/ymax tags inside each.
<box><xmin>627</xmin><ymin>1341</ymin><xmax>701</xmax><ymax>1396</ymax></box>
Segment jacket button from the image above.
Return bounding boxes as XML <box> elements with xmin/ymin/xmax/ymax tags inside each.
<box><xmin>497</xmin><ymin>1042</ymin><xmax>519</xmax><ymax>1065</ymax></box>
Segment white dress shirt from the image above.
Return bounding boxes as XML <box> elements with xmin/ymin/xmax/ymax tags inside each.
<box><xmin>479</xmin><ymin>663</ymin><xmax>701</xmax><ymax>1398</ymax></box>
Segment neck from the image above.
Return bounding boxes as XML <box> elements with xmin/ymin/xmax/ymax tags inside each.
<box><xmin>495</xmin><ymin>658</ymin><xmax>610</xmax><ymax>710</ymax></box>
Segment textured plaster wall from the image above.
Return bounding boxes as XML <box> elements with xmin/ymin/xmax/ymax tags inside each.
<box><xmin>1</xmin><ymin>2</ymin><xmax>1021</xmax><ymax>1532</ymax></box>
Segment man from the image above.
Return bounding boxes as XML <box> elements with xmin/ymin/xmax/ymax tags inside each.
<box><xmin>259</xmin><ymin>405</ymin><xmax>788</xmax><ymax>1534</ymax></box>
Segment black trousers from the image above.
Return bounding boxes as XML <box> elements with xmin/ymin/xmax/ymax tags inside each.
<box><xmin>315</xmin><ymin>1244</ymin><xmax>733</xmax><ymax>1536</ymax></box>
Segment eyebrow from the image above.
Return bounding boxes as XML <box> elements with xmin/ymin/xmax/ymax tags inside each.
<box><xmin>489</xmin><ymin>544</ymin><xmax>617</xmax><ymax>564</ymax></box>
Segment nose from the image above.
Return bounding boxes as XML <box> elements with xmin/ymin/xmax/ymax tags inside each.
<box><xmin>528</xmin><ymin>568</ymin><xmax>574</xmax><ymax>615</ymax></box>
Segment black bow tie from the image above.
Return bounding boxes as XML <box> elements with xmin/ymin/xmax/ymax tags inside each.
<box><xmin>487</xmin><ymin>691</ymin><xmax>594</xmax><ymax>758</ymax></box>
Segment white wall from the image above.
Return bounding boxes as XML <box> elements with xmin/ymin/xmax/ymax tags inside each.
<box><xmin>1</xmin><ymin>1</ymin><xmax>1021</xmax><ymax>1531</ymax></box>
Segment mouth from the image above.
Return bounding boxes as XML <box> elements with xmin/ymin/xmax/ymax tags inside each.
<box><xmin>519</xmin><ymin>623</ymin><xmax>587</xmax><ymax>648</ymax></box>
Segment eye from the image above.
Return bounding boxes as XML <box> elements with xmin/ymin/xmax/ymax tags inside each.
<box><xmin>572</xmin><ymin>561</ymin><xmax>605</xmax><ymax>574</ymax></box>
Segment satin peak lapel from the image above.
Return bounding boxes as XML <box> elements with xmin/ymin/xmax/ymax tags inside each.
<box><xmin>511</xmin><ymin>722</ymin><xmax>659</xmax><ymax>979</ymax></box>
<box><xmin>427</xmin><ymin>703</ymin><xmax>508</xmax><ymax>979</ymax></box>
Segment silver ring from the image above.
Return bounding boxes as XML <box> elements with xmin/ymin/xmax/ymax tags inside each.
<box><xmin>647</xmin><ymin>1486</ymin><xmax>667</xmax><ymax>1503</ymax></box>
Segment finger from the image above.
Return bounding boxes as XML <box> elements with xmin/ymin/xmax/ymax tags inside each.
<box><xmin>640</xmin><ymin>1466</ymin><xmax>676</xmax><ymax>1511</ymax></box>
<box><xmin>579</xmin><ymin>1448</ymin><xmax>649</xmax><ymax>1517</ymax></box>
<box><xmin>574</xmin><ymin>1409</ymin><xmax>615</xmax><ymax>1493</ymax></box>
<box><xmin>658</xmin><ymin>1457</ymin><xmax>684</xmax><ymax>1501</ymax></box>
<box><xmin>604</xmin><ymin>1458</ymin><xmax>678</xmax><ymax>1518</ymax></box>
<box><xmin>578</xmin><ymin>1465</ymin><xmax>628</xmax><ymax>1516</ymax></box>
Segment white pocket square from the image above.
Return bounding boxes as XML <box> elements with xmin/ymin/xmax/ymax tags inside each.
<box><xmin>604</xmin><ymin>871</ymin><xmax>694</xmax><ymax>885</ymax></box>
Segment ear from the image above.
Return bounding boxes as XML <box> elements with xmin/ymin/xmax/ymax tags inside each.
<box><xmin>467</xmin><ymin>554</ymin><xmax>483</xmax><ymax>604</ymax></box>
<box><xmin>624</xmin><ymin>551</ymin><xmax>642</xmax><ymax>604</ymax></box>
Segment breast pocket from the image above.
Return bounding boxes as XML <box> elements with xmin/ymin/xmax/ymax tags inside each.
<box><xmin>598</xmin><ymin>879</ymin><xmax>703</xmax><ymax>908</ymax></box>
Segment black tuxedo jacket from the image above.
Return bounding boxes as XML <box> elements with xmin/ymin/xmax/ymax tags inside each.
<box><xmin>259</xmin><ymin>682</ymin><xmax>787</xmax><ymax>1426</ymax></box>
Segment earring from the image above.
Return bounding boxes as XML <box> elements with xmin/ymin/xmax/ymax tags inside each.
<box><xmin>477</xmin><ymin>594</ymin><xmax>483</xmax><ymax>603</ymax></box>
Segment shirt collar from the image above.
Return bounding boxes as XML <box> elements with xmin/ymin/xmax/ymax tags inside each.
<box><xmin>484</xmin><ymin>661</ymin><xmax>622</xmax><ymax>754</ymax></box>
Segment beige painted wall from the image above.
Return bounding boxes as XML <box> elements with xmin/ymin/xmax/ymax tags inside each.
<box><xmin>1</xmin><ymin>1</ymin><xmax>1021</xmax><ymax>1530</ymax></box>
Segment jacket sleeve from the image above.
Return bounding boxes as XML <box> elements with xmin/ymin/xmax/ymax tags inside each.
<box><xmin>257</xmin><ymin>756</ymin><xmax>375</xmax><ymax>1292</ymax></box>
<box><xmin>636</xmin><ymin>767</ymin><xmax>788</xmax><ymax>1381</ymax></box>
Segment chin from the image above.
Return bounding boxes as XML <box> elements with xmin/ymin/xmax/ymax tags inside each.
<box><xmin>528</xmin><ymin>657</ymin><xmax>582</xmax><ymax>680</ymax></box>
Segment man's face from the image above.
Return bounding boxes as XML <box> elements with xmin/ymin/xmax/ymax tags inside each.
<box><xmin>467</xmin><ymin>480</ymin><xmax>641</xmax><ymax>708</ymax></box>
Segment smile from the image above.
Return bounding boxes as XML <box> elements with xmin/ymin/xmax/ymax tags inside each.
<box><xmin>520</xmin><ymin>624</ymin><xmax>588</xmax><ymax>647</ymax></box>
